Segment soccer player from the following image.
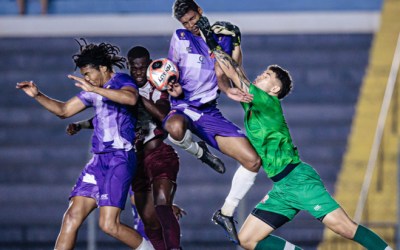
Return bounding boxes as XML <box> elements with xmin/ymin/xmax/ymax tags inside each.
<box><xmin>16</xmin><ymin>39</ymin><xmax>153</xmax><ymax>250</ymax></box>
<box><xmin>197</xmin><ymin>16</ymin><xmax>394</xmax><ymax>250</ymax></box>
<box><xmin>164</xmin><ymin>0</ymin><xmax>262</xmax><ymax>243</ymax></box>
<box><xmin>67</xmin><ymin>46</ymin><xmax>185</xmax><ymax>250</ymax></box>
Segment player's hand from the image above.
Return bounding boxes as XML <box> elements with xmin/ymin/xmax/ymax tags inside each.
<box><xmin>196</xmin><ymin>16</ymin><xmax>213</xmax><ymax>39</ymax></box>
<box><xmin>212</xmin><ymin>21</ymin><xmax>241</xmax><ymax>46</ymax></box>
<box><xmin>68</xmin><ymin>74</ymin><xmax>96</xmax><ymax>92</ymax></box>
<box><xmin>16</xmin><ymin>81</ymin><xmax>40</xmax><ymax>98</ymax></box>
<box><xmin>172</xmin><ymin>204</ymin><xmax>187</xmax><ymax>221</ymax></box>
<box><xmin>66</xmin><ymin>123</ymin><xmax>81</xmax><ymax>136</ymax></box>
<box><xmin>166</xmin><ymin>79</ymin><xmax>183</xmax><ymax>98</ymax></box>
<box><xmin>226</xmin><ymin>87</ymin><xmax>253</xmax><ymax>103</ymax></box>
<box><xmin>196</xmin><ymin>16</ymin><xmax>221</xmax><ymax>51</ymax></box>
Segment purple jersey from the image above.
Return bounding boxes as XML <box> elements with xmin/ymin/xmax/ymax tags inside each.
<box><xmin>168</xmin><ymin>29</ymin><xmax>233</xmax><ymax>107</ymax></box>
<box><xmin>77</xmin><ymin>73</ymin><xmax>138</xmax><ymax>154</ymax></box>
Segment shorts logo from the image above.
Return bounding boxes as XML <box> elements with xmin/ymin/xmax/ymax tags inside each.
<box><xmin>100</xmin><ymin>194</ymin><xmax>109</xmax><ymax>200</ymax></box>
<box><xmin>314</xmin><ymin>205</ymin><xmax>322</xmax><ymax>211</ymax></box>
<box><xmin>261</xmin><ymin>194</ymin><xmax>269</xmax><ymax>203</ymax></box>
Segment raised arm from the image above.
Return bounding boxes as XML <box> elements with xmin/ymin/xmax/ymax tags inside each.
<box><xmin>212</xmin><ymin>49</ymin><xmax>251</xmax><ymax>93</ymax></box>
<box><xmin>16</xmin><ymin>80</ymin><xmax>86</xmax><ymax>118</ymax></box>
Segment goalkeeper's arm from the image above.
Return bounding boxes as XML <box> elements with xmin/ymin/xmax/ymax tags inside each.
<box><xmin>213</xmin><ymin>49</ymin><xmax>251</xmax><ymax>93</ymax></box>
<box><xmin>197</xmin><ymin>16</ymin><xmax>249</xmax><ymax>92</ymax></box>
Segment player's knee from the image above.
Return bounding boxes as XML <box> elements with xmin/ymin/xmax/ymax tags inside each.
<box><xmin>98</xmin><ymin>219</ymin><xmax>119</xmax><ymax>236</ymax></box>
<box><xmin>243</xmin><ymin>154</ymin><xmax>261</xmax><ymax>172</ymax></box>
<box><xmin>164</xmin><ymin>116</ymin><xmax>186</xmax><ymax>138</ymax></box>
<box><xmin>238</xmin><ymin>234</ymin><xmax>255</xmax><ymax>250</ymax></box>
<box><xmin>62</xmin><ymin>208</ymin><xmax>85</xmax><ymax>230</ymax></box>
<box><xmin>141</xmin><ymin>213</ymin><xmax>160</xmax><ymax>229</ymax></box>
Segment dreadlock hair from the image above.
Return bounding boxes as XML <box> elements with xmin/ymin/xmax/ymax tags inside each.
<box><xmin>72</xmin><ymin>38</ymin><xmax>126</xmax><ymax>71</ymax></box>
<box><xmin>268</xmin><ymin>65</ymin><xmax>293</xmax><ymax>99</ymax></box>
<box><xmin>173</xmin><ymin>0</ymin><xmax>200</xmax><ymax>20</ymax></box>
<box><xmin>127</xmin><ymin>46</ymin><xmax>150</xmax><ymax>61</ymax></box>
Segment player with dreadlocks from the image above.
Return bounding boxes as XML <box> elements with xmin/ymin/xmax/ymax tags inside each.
<box><xmin>16</xmin><ymin>39</ymin><xmax>154</xmax><ymax>250</ymax></box>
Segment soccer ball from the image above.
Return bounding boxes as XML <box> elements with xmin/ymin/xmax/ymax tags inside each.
<box><xmin>146</xmin><ymin>58</ymin><xmax>179</xmax><ymax>91</ymax></box>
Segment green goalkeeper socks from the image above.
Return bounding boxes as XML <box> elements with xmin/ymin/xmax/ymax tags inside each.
<box><xmin>255</xmin><ymin>234</ymin><xmax>302</xmax><ymax>250</ymax></box>
<box><xmin>353</xmin><ymin>225</ymin><xmax>392</xmax><ymax>249</ymax></box>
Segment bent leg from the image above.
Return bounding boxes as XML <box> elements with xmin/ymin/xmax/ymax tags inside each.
<box><xmin>216</xmin><ymin>136</ymin><xmax>261</xmax><ymax>172</ymax></box>
<box><xmin>216</xmin><ymin>136</ymin><xmax>261</xmax><ymax>216</ymax></box>
<box><xmin>55</xmin><ymin>196</ymin><xmax>97</xmax><ymax>250</ymax></box>
<box><xmin>98</xmin><ymin>206</ymin><xmax>146</xmax><ymax>248</ymax></box>
<box><xmin>165</xmin><ymin>114</ymin><xmax>204</xmax><ymax>159</ymax></box>
<box><xmin>239</xmin><ymin>214</ymin><xmax>301</xmax><ymax>250</ymax></box>
<box><xmin>323</xmin><ymin>207</ymin><xmax>392</xmax><ymax>249</ymax></box>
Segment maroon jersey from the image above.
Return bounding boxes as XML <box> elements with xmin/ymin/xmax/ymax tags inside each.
<box><xmin>135</xmin><ymin>81</ymin><xmax>169</xmax><ymax>146</ymax></box>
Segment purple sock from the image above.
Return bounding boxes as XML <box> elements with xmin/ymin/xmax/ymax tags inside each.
<box><xmin>155</xmin><ymin>205</ymin><xmax>181</xmax><ymax>249</ymax></box>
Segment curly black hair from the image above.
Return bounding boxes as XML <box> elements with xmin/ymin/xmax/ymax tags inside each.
<box><xmin>172</xmin><ymin>0</ymin><xmax>200</xmax><ymax>20</ymax></box>
<box><xmin>72</xmin><ymin>38</ymin><xmax>126</xmax><ymax>71</ymax></box>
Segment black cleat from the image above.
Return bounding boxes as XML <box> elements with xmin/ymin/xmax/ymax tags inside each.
<box><xmin>212</xmin><ymin>209</ymin><xmax>240</xmax><ymax>245</ymax></box>
<box><xmin>197</xmin><ymin>141</ymin><xmax>225</xmax><ymax>174</ymax></box>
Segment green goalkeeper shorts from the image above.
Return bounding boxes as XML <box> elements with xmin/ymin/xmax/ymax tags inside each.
<box><xmin>255</xmin><ymin>162</ymin><xmax>340</xmax><ymax>220</ymax></box>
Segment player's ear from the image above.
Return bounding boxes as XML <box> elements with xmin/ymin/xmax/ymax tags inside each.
<box><xmin>271</xmin><ymin>85</ymin><xmax>281</xmax><ymax>95</ymax></box>
<box><xmin>198</xmin><ymin>7</ymin><xmax>203</xmax><ymax>15</ymax></box>
<box><xmin>99</xmin><ymin>65</ymin><xmax>108</xmax><ymax>73</ymax></box>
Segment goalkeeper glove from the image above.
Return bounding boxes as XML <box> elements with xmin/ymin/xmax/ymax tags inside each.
<box><xmin>196</xmin><ymin>16</ymin><xmax>221</xmax><ymax>51</ymax></box>
<box><xmin>212</xmin><ymin>21</ymin><xmax>241</xmax><ymax>46</ymax></box>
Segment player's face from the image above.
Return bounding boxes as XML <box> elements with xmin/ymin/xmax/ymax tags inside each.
<box><xmin>128</xmin><ymin>57</ymin><xmax>150</xmax><ymax>87</ymax></box>
<box><xmin>254</xmin><ymin>69</ymin><xmax>281</xmax><ymax>96</ymax></box>
<box><xmin>179</xmin><ymin>10</ymin><xmax>202</xmax><ymax>36</ymax></box>
<box><xmin>80</xmin><ymin>65</ymin><xmax>109</xmax><ymax>87</ymax></box>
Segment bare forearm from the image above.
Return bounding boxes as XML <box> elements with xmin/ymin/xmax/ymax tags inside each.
<box><xmin>141</xmin><ymin>98</ymin><xmax>170</xmax><ymax>122</ymax></box>
<box><xmin>34</xmin><ymin>92</ymin><xmax>69</xmax><ymax>118</ymax></box>
<box><xmin>213</xmin><ymin>50</ymin><xmax>250</xmax><ymax>92</ymax></box>
<box><xmin>232</xmin><ymin>45</ymin><xmax>242</xmax><ymax>66</ymax></box>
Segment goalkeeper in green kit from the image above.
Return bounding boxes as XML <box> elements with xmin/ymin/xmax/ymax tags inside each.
<box><xmin>197</xmin><ymin>16</ymin><xmax>393</xmax><ymax>250</ymax></box>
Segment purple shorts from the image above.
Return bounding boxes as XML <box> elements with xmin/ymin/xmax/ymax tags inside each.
<box><xmin>70</xmin><ymin>149</ymin><xmax>136</xmax><ymax>209</ymax></box>
<box><xmin>163</xmin><ymin>102</ymin><xmax>246</xmax><ymax>150</ymax></box>
<box><xmin>132</xmin><ymin>143</ymin><xmax>179</xmax><ymax>193</ymax></box>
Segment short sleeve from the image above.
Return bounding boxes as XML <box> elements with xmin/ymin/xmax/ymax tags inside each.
<box><xmin>76</xmin><ymin>91</ymin><xmax>94</xmax><ymax>107</ymax></box>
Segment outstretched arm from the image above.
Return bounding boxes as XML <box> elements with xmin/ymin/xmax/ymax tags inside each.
<box><xmin>197</xmin><ymin>16</ymin><xmax>251</xmax><ymax>93</ymax></box>
<box><xmin>16</xmin><ymin>80</ymin><xmax>86</xmax><ymax>118</ymax></box>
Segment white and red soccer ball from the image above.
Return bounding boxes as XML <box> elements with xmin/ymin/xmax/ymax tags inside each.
<box><xmin>146</xmin><ymin>58</ymin><xmax>179</xmax><ymax>91</ymax></box>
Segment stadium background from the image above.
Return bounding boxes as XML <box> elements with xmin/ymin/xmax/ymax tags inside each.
<box><xmin>1</xmin><ymin>0</ymin><xmax>398</xmax><ymax>249</ymax></box>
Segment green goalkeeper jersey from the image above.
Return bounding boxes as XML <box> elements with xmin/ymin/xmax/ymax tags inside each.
<box><xmin>241</xmin><ymin>84</ymin><xmax>300</xmax><ymax>178</ymax></box>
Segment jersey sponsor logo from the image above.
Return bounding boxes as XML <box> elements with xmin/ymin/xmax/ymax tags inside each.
<box><xmin>198</xmin><ymin>55</ymin><xmax>204</xmax><ymax>64</ymax></box>
<box><xmin>180</xmin><ymin>31</ymin><xmax>186</xmax><ymax>39</ymax></box>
